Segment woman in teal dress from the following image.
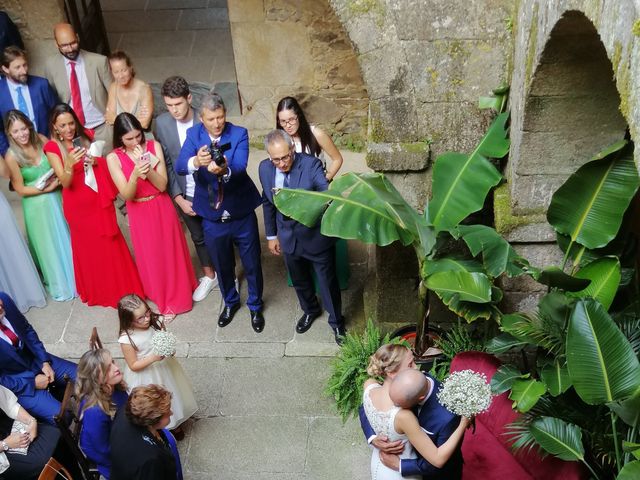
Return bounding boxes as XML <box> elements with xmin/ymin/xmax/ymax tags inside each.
<box><xmin>2</xmin><ymin>110</ymin><xmax>75</xmax><ymax>301</ymax></box>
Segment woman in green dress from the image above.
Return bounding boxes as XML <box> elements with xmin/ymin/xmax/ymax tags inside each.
<box><xmin>3</xmin><ymin>110</ymin><xmax>75</xmax><ymax>301</ymax></box>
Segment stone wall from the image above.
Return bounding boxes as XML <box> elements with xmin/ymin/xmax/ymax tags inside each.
<box><xmin>227</xmin><ymin>0</ymin><xmax>368</xmax><ymax>144</ymax></box>
<box><xmin>0</xmin><ymin>0</ymin><xmax>65</xmax><ymax>76</ymax></box>
<box><xmin>329</xmin><ymin>0</ymin><xmax>515</xmax><ymax>325</ymax></box>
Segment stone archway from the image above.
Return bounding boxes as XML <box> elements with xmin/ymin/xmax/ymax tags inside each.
<box><xmin>510</xmin><ymin>10</ymin><xmax>627</xmax><ymax>219</ymax></box>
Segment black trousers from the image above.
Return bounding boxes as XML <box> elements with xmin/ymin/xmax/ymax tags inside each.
<box><xmin>3</xmin><ymin>422</ymin><xmax>60</xmax><ymax>480</ymax></box>
<box><xmin>178</xmin><ymin>200</ymin><xmax>212</xmax><ymax>270</ymax></box>
<box><xmin>284</xmin><ymin>245</ymin><xmax>343</xmax><ymax>329</ymax></box>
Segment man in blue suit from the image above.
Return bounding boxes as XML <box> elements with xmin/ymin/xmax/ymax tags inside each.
<box><xmin>176</xmin><ymin>93</ymin><xmax>265</xmax><ymax>332</ymax></box>
<box><xmin>258</xmin><ymin>130</ymin><xmax>346</xmax><ymax>344</ymax></box>
<box><xmin>0</xmin><ymin>292</ymin><xmax>77</xmax><ymax>425</ymax></box>
<box><xmin>359</xmin><ymin>367</ymin><xmax>463</xmax><ymax>479</ymax></box>
<box><xmin>0</xmin><ymin>46</ymin><xmax>58</xmax><ymax>155</ymax></box>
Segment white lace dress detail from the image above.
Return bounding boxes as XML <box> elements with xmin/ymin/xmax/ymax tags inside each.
<box><xmin>363</xmin><ymin>384</ymin><xmax>419</xmax><ymax>480</ymax></box>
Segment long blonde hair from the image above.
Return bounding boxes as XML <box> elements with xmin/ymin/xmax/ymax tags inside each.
<box><xmin>76</xmin><ymin>348</ymin><xmax>127</xmax><ymax>418</ymax></box>
<box><xmin>367</xmin><ymin>344</ymin><xmax>410</xmax><ymax>378</ymax></box>
<box><xmin>4</xmin><ymin>110</ymin><xmax>43</xmax><ymax>166</ymax></box>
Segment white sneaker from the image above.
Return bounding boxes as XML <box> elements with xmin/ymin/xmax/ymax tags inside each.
<box><xmin>192</xmin><ymin>275</ymin><xmax>218</xmax><ymax>301</ymax></box>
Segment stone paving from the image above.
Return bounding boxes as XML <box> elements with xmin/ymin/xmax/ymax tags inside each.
<box><xmin>1</xmin><ymin>148</ymin><xmax>372</xmax><ymax>479</ymax></box>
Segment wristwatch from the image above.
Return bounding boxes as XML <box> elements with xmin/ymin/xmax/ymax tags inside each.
<box><xmin>0</xmin><ymin>440</ymin><xmax>8</xmax><ymax>451</ymax></box>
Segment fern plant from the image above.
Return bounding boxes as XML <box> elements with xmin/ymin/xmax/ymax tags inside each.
<box><xmin>324</xmin><ymin>319</ymin><xmax>405</xmax><ymax>422</ymax></box>
<box><xmin>429</xmin><ymin>322</ymin><xmax>486</xmax><ymax>381</ymax></box>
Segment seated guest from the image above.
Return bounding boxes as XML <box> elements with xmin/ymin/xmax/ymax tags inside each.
<box><xmin>0</xmin><ymin>291</ymin><xmax>77</xmax><ymax>424</ymax></box>
<box><xmin>110</xmin><ymin>384</ymin><xmax>182</xmax><ymax>480</ymax></box>
<box><xmin>0</xmin><ymin>384</ymin><xmax>61</xmax><ymax>480</ymax></box>
<box><xmin>76</xmin><ymin>349</ymin><xmax>127</xmax><ymax>479</ymax></box>
<box><xmin>105</xmin><ymin>51</ymin><xmax>153</xmax><ymax>132</ymax></box>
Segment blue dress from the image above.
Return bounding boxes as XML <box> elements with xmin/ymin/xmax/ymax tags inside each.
<box><xmin>79</xmin><ymin>389</ymin><xmax>128</xmax><ymax>479</ymax></box>
<box><xmin>0</xmin><ymin>190</ymin><xmax>46</xmax><ymax>312</ymax></box>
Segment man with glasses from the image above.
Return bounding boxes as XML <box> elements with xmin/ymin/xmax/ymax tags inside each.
<box><xmin>258</xmin><ymin>130</ymin><xmax>346</xmax><ymax>344</ymax></box>
<box><xmin>44</xmin><ymin>23</ymin><xmax>112</xmax><ymax>149</ymax></box>
<box><xmin>176</xmin><ymin>93</ymin><xmax>265</xmax><ymax>333</ymax></box>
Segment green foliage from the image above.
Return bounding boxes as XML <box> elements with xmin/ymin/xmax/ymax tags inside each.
<box><xmin>429</xmin><ymin>322</ymin><xmax>486</xmax><ymax>380</ymax></box>
<box><xmin>567</xmin><ymin>257</ymin><xmax>621</xmax><ymax>310</ymax></box>
<box><xmin>548</xmin><ymin>140</ymin><xmax>640</xmax><ymax>251</ymax></box>
<box><xmin>509</xmin><ymin>379</ymin><xmax>547</xmax><ymax>413</ymax></box>
<box><xmin>324</xmin><ymin>319</ymin><xmax>404</xmax><ymax>422</ymax></box>
<box><xmin>529</xmin><ymin>416</ymin><xmax>585</xmax><ymax>461</ymax></box>
<box><xmin>491</xmin><ymin>365</ymin><xmax>529</xmax><ymax>395</ymax></box>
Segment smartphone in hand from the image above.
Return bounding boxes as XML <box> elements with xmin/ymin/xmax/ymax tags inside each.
<box><xmin>72</xmin><ymin>137</ymin><xmax>83</xmax><ymax>149</ymax></box>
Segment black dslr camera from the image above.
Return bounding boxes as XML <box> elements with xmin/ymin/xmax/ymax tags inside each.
<box><xmin>208</xmin><ymin>142</ymin><xmax>231</xmax><ymax>167</ymax></box>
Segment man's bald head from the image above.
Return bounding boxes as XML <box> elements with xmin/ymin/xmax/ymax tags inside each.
<box><xmin>53</xmin><ymin>23</ymin><xmax>80</xmax><ymax>60</ymax></box>
<box><xmin>389</xmin><ymin>368</ymin><xmax>429</xmax><ymax>409</ymax></box>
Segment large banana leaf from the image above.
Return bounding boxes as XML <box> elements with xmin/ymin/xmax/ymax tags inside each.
<box><xmin>567</xmin><ymin>299</ymin><xmax>640</xmax><ymax>404</ymax></box>
<box><xmin>509</xmin><ymin>378</ymin><xmax>546</xmax><ymax>412</ymax></box>
<box><xmin>529</xmin><ymin>416</ymin><xmax>585</xmax><ymax>462</ymax></box>
<box><xmin>527</xmin><ymin>266</ymin><xmax>591</xmax><ymax>291</ymax></box>
<box><xmin>485</xmin><ymin>333</ymin><xmax>529</xmax><ymax>353</ymax></box>
<box><xmin>617</xmin><ymin>460</ymin><xmax>640</xmax><ymax>480</ymax></box>
<box><xmin>422</xmin><ymin>258</ymin><xmax>484</xmax><ymax>277</ymax></box>
<box><xmin>568</xmin><ymin>257</ymin><xmax>621</xmax><ymax>309</ymax></box>
<box><xmin>426</xmin><ymin>271</ymin><xmax>492</xmax><ymax>303</ymax></box>
<box><xmin>540</xmin><ymin>360</ymin><xmax>572</xmax><ymax>396</ymax></box>
<box><xmin>454</xmin><ymin>225</ymin><xmax>528</xmax><ymax>277</ymax></box>
<box><xmin>273</xmin><ymin>172</ymin><xmax>435</xmax><ymax>255</ymax></box>
<box><xmin>547</xmin><ymin>140</ymin><xmax>640</xmax><ymax>250</ymax></box>
<box><xmin>428</xmin><ymin>112</ymin><xmax>508</xmax><ymax>232</ymax></box>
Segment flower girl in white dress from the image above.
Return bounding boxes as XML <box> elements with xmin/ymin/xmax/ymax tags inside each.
<box><xmin>117</xmin><ymin>294</ymin><xmax>197</xmax><ymax>432</ymax></box>
<box><xmin>363</xmin><ymin>345</ymin><xmax>469</xmax><ymax>480</ymax></box>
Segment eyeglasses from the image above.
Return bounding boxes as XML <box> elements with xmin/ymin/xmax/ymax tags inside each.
<box><xmin>270</xmin><ymin>151</ymin><xmax>293</xmax><ymax>165</ymax></box>
<box><xmin>279</xmin><ymin>116</ymin><xmax>298</xmax><ymax>127</ymax></box>
<box><xmin>135</xmin><ymin>309</ymin><xmax>151</xmax><ymax>323</ymax></box>
<box><xmin>57</xmin><ymin>40</ymin><xmax>78</xmax><ymax>50</ymax></box>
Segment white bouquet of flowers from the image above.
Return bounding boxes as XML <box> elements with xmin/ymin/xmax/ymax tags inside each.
<box><xmin>436</xmin><ymin>369</ymin><xmax>492</xmax><ymax>418</ymax></box>
<box><xmin>151</xmin><ymin>329</ymin><xmax>177</xmax><ymax>357</ymax></box>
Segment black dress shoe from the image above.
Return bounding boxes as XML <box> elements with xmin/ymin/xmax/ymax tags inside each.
<box><xmin>250</xmin><ymin>309</ymin><xmax>265</xmax><ymax>333</ymax></box>
<box><xmin>333</xmin><ymin>325</ymin><xmax>347</xmax><ymax>345</ymax></box>
<box><xmin>218</xmin><ymin>303</ymin><xmax>240</xmax><ymax>327</ymax></box>
<box><xmin>295</xmin><ymin>312</ymin><xmax>321</xmax><ymax>334</ymax></box>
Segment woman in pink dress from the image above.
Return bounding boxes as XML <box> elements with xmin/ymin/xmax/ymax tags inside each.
<box><xmin>106</xmin><ymin>112</ymin><xmax>196</xmax><ymax>314</ymax></box>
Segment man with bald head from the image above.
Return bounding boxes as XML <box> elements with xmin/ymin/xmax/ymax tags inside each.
<box><xmin>389</xmin><ymin>368</ymin><xmax>429</xmax><ymax>409</ymax></box>
<box><xmin>44</xmin><ymin>23</ymin><xmax>112</xmax><ymax>148</ymax></box>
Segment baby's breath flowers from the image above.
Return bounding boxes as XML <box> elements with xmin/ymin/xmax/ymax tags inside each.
<box><xmin>151</xmin><ymin>330</ymin><xmax>177</xmax><ymax>357</ymax></box>
<box><xmin>437</xmin><ymin>369</ymin><xmax>492</xmax><ymax>418</ymax></box>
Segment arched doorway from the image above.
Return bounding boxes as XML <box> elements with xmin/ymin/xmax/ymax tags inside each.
<box><xmin>509</xmin><ymin>10</ymin><xmax>628</xmax><ymax>217</ymax></box>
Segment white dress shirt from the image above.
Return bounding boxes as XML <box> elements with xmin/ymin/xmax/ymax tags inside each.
<box><xmin>64</xmin><ymin>54</ymin><xmax>105</xmax><ymax>128</ymax></box>
<box><xmin>6</xmin><ymin>77</ymin><xmax>35</xmax><ymax>128</ymax></box>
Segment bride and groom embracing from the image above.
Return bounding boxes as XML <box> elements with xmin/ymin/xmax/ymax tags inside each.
<box><xmin>359</xmin><ymin>344</ymin><xmax>470</xmax><ymax>480</ymax></box>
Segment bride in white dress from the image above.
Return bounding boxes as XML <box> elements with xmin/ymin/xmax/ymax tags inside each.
<box><xmin>363</xmin><ymin>344</ymin><xmax>469</xmax><ymax>480</ymax></box>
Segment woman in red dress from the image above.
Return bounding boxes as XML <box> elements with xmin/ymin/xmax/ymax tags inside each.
<box><xmin>106</xmin><ymin>112</ymin><xmax>196</xmax><ymax>314</ymax></box>
<box><xmin>44</xmin><ymin>104</ymin><xmax>144</xmax><ymax>308</ymax></box>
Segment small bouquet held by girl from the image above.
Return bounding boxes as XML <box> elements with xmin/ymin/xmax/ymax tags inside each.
<box><xmin>436</xmin><ymin>369</ymin><xmax>493</xmax><ymax>430</ymax></box>
<box><xmin>117</xmin><ymin>294</ymin><xmax>197</xmax><ymax>433</ymax></box>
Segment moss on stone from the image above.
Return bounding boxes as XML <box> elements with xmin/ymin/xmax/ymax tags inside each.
<box><xmin>335</xmin><ymin>133</ymin><xmax>366</xmax><ymax>152</ymax></box>
<box><xmin>611</xmin><ymin>41</ymin><xmax>632</xmax><ymax>119</ymax></box>
<box><xmin>632</xmin><ymin>19</ymin><xmax>640</xmax><ymax>36</ymax></box>
<box><xmin>524</xmin><ymin>3</ymin><xmax>539</xmax><ymax>85</ymax></box>
<box><xmin>493</xmin><ymin>184</ymin><xmax>546</xmax><ymax>234</ymax></box>
<box><xmin>249</xmin><ymin>135</ymin><xmax>266</xmax><ymax>151</ymax></box>
<box><xmin>346</xmin><ymin>0</ymin><xmax>385</xmax><ymax>26</ymax></box>
<box><xmin>399</xmin><ymin>141</ymin><xmax>430</xmax><ymax>154</ymax></box>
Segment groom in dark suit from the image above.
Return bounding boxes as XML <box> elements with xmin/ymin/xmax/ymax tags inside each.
<box><xmin>258</xmin><ymin>129</ymin><xmax>346</xmax><ymax>344</ymax></box>
<box><xmin>359</xmin><ymin>368</ymin><xmax>463</xmax><ymax>479</ymax></box>
<box><xmin>0</xmin><ymin>292</ymin><xmax>77</xmax><ymax>425</ymax></box>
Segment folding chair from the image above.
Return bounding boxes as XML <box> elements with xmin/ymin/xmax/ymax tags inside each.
<box><xmin>53</xmin><ymin>378</ymin><xmax>100</xmax><ymax>480</ymax></box>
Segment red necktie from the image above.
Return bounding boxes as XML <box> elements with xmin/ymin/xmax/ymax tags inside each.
<box><xmin>69</xmin><ymin>61</ymin><xmax>86</xmax><ymax>126</ymax></box>
<box><xmin>0</xmin><ymin>322</ymin><xmax>19</xmax><ymax>347</ymax></box>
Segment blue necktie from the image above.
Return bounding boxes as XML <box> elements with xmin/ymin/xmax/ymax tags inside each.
<box><xmin>16</xmin><ymin>86</ymin><xmax>29</xmax><ymax>116</ymax></box>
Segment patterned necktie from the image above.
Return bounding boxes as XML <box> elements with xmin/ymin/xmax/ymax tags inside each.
<box><xmin>0</xmin><ymin>321</ymin><xmax>19</xmax><ymax>347</ymax></box>
<box><xmin>69</xmin><ymin>61</ymin><xmax>86</xmax><ymax>126</ymax></box>
<box><xmin>283</xmin><ymin>173</ymin><xmax>290</xmax><ymax>188</ymax></box>
<box><xmin>16</xmin><ymin>86</ymin><xmax>29</xmax><ymax>116</ymax></box>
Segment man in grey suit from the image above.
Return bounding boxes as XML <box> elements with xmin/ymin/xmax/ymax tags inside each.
<box><xmin>43</xmin><ymin>23</ymin><xmax>112</xmax><ymax>149</ymax></box>
<box><xmin>155</xmin><ymin>76</ymin><xmax>218</xmax><ymax>301</ymax></box>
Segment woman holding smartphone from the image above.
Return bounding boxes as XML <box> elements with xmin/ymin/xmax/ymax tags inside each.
<box><xmin>106</xmin><ymin>112</ymin><xmax>196</xmax><ymax>314</ymax></box>
<box><xmin>44</xmin><ymin>104</ymin><xmax>144</xmax><ymax>308</ymax></box>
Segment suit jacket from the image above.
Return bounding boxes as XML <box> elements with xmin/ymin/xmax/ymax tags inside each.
<box><xmin>43</xmin><ymin>49</ymin><xmax>111</xmax><ymax>114</ymax></box>
<box><xmin>0</xmin><ymin>292</ymin><xmax>52</xmax><ymax>398</ymax></box>
<box><xmin>0</xmin><ymin>75</ymin><xmax>58</xmax><ymax>154</ymax></box>
<box><xmin>259</xmin><ymin>152</ymin><xmax>335</xmax><ymax>256</ymax></box>
<box><xmin>154</xmin><ymin>110</ymin><xmax>201</xmax><ymax>199</ymax></box>
<box><xmin>175</xmin><ymin>121</ymin><xmax>261</xmax><ymax>222</ymax></box>
<box><xmin>359</xmin><ymin>373</ymin><xmax>463</xmax><ymax>479</ymax></box>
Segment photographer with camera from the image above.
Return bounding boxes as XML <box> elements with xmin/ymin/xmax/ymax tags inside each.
<box><xmin>176</xmin><ymin>93</ymin><xmax>265</xmax><ymax>333</ymax></box>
